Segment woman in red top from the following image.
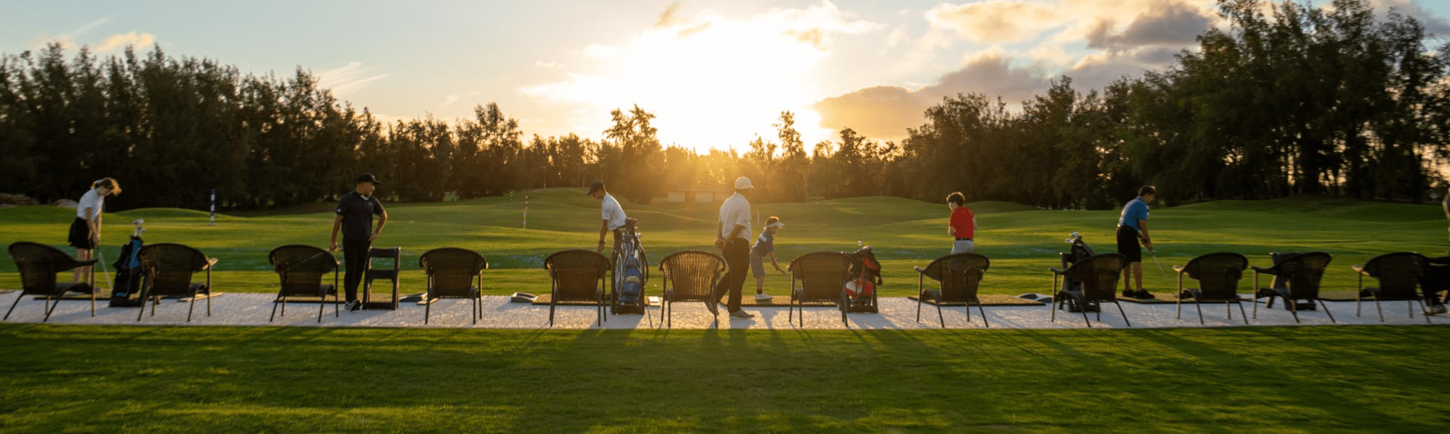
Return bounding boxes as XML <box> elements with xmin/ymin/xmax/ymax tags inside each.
<box><xmin>947</xmin><ymin>192</ymin><xmax>975</xmax><ymax>254</ymax></box>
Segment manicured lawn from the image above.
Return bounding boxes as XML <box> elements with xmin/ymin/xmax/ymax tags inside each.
<box><xmin>2</xmin><ymin>190</ymin><xmax>1447</xmax><ymax>297</ymax></box>
<box><xmin>0</xmin><ymin>324</ymin><xmax>1446</xmax><ymax>432</ymax></box>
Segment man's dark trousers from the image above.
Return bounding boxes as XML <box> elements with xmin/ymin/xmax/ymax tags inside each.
<box><xmin>714</xmin><ymin>238</ymin><xmax>750</xmax><ymax>313</ymax></box>
<box><xmin>343</xmin><ymin>238</ymin><xmax>371</xmax><ymax>303</ymax></box>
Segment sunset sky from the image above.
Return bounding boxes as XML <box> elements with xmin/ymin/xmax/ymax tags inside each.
<box><xmin>2</xmin><ymin>0</ymin><xmax>1446</xmax><ymax>152</ymax></box>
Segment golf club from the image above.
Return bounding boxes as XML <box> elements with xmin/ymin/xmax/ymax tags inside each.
<box><xmin>96</xmin><ymin>249</ymin><xmax>113</xmax><ymax>293</ymax></box>
<box><xmin>1149</xmin><ymin>249</ymin><xmax>1172</xmax><ymax>290</ymax></box>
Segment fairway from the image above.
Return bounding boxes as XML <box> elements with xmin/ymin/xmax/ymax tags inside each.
<box><xmin>3</xmin><ymin>189</ymin><xmax>1448</xmax><ymax>298</ymax></box>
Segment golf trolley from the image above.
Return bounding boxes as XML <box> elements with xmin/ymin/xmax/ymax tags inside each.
<box><xmin>610</xmin><ymin>218</ymin><xmax>650</xmax><ymax>315</ymax></box>
<box><xmin>1057</xmin><ymin>232</ymin><xmax>1100</xmax><ymax>313</ymax></box>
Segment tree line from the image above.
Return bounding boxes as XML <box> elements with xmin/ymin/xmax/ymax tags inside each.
<box><xmin>0</xmin><ymin>0</ymin><xmax>1446</xmax><ymax>211</ymax></box>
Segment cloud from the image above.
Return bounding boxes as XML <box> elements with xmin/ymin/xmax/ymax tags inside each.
<box><xmin>815</xmin><ymin>49</ymin><xmax>1052</xmax><ymax>138</ymax></box>
<box><xmin>1371</xmin><ymin>0</ymin><xmax>1450</xmax><ymax>36</ymax></box>
<box><xmin>440</xmin><ymin>95</ymin><xmax>460</xmax><ymax>109</ymax></box>
<box><xmin>582</xmin><ymin>43</ymin><xmax>618</xmax><ymax>59</ymax></box>
<box><xmin>1086</xmin><ymin>1</ymin><xmax>1213</xmax><ymax>52</ymax></box>
<box><xmin>884</xmin><ymin>25</ymin><xmax>909</xmax><ymax>48</ymax></box>
<box><xmin>316</xmin><ymin>61</ymin><xmax>390</xmax><ymax>98</ymax></box>
<box><xmin>656</xmin><ymin>1</ymin><xmax>684</xmax><ymax>28</ymax></box>
<box><xmin>95</xmin><ymin>32</ymin><xmax>156</xmax><ymax>52</ymax></box>
<box><xmin>534</xmin><ymin>59</ymin><xmax>563</xmax><ymax>69</ymax></box>
<box><xmin>32</xmin><ymin>17</ymin><xmax>112</xmax><ymax>50</ymax></box>
<box><xmin>926</xmin><ymin>1</ymin><xmax>1067</xmax><ymax>44</ymax></box>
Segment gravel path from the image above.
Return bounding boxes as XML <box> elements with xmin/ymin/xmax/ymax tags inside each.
<box><xmin>3</xmin><ymin>291</ymin><xmax>1445</xmax><ymax>330</ymax></box>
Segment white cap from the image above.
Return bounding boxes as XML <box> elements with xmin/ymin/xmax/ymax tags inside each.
<box><xmin>734</xmin><ymin>176</ymin><xmax>754</xmax><ymax>190</ymax></box>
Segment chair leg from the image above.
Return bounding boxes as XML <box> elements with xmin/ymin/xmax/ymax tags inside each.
<box><xmin>187</xmin><ymin>297</ymin><xmax>196</xmax><ymax>322</ymax></box>
<box><xmin>1420</xmin><ymin>299</ymin><xmax>1431</xmax><ymax>324</ymax></box>
<box><xmin>1115</xmin><ymin>301</ymin><xmax>1131</xmax><ymax>327</ymax></box>
<box><xmin>472</xmin><ymin>295</ymin><xmax>479</xmax><ymax>325</ymax></box>
<box><xmin>1237</xmin><ymin>301</ymin><xmax>1249</xmax><ymax>325</ymax></box>
<box><xmin>1050</xmin><ymin>293</ymin><xmax>1058</xmax><ymax>323</ymax></box>
<box><xmin>1226</xmin><ymin>301</ymin><xmax>1232</xmax><ymax>320</ymax></box>
<box><xmin>978</xmin><ymin>303</ymin><xmax>989</xmax><ymax>328</ymax></box>
<box><xmin>1194</xmin><ymin>301</ymin><xmax>1204</xmax><ymax>325</ymax></box>
<box><xmin>916</xmin><ymin>296</ymin><xmax>922</xmax><ymax>322</ymax></box>
<box><xmin>317</xmin><ymin>294</ymin><xmax>325</xmax><ymax>323</ymax></box>
<box><xmin>548</xmin><ymin>302</ymin><xmax>556</xmax><ymax>327</ymax></box>
<box><xmin>1289</xmin><ymin>297</ymin><xmax>1300</xmax><ymax>323</ymax></box>
<box><xmin>4</xmin><ymin>294</ymin><xmax>22</xmax><ymax>320</ymax></box>
<box><xmin>1356</xmin><ymin>295</ymin><xmax>1362</xmax><ymax>317</ymax></box>
<box><xmin>424</xmin><ymin>292</ymin><xmax>432</xmax><ymax>325</ymax></box>
<box><xmin>1373</xmin><ymin>295</ymin><xmax>1384</xmax><ymax>322</ymax></box>
<box><xmin>334</xmin><ymin>292</ymin><xmax>340</xmax><ymax>318</ymax></box>
<box><xmin>270</xmin><ymin>295</ymin><xmax>280</xmax><ymax>322</ymax></box>
<box><xmin>137</xmin><ymin>293</ymin><xmax>147</xmax><ymax>322</ymax></box>
<box><xmin>90</xmin><ymin>288</ymin><xmax>96</xmax><ymax>317</ymax></box>
<box><xmin>1319</xmin><ymin>299</ymin><xmax>1335</xmax><ymax>323</ymax></box>
<box><xmin>936</xmin><ymin>304</ymin><xmax>945</xmax><ymax>329</ymax></box>
<box><xmin>206</xmin><ymin>290</ymin><xmax>212</xmax><ymax>316</ymax></box>
<box><xmin>1252</xmin><ymin>293</ymin><xmax>1259</xmax><ymax>319</ymax></box>
<box><xmin>42</xmin><ymin>296</ymin><xmax>56</xmax><ymax>322</ymax></box>
<box><xmin>1176</xmin><ymin>296</ymin><xmax>1182</xmax><ymax>320</ymax></box>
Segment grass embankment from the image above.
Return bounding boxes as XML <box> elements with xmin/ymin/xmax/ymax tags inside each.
<box><xmin>2</xmin><ymin>190</ymin><xmax>1446</xmax><ymax>297</ymax></box>
<box><xmin>1</xmin><ymin>324</ymin><xmax>1446</xmax><ymax>432</ymax></box>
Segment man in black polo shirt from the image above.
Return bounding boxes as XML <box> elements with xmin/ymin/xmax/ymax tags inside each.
<box><xmin>329</xmin><ymin>173</ymin><xmax>388</xmax><ymax>311</ymax></box>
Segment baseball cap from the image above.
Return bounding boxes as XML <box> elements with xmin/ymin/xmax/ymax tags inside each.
<box><xmin>356</xmin><ymin>173</ymin><xmax>382</xmax><ymax>185</ymax></box>
<box><xmin>586</xmin><ymin>180</ymin><xmax>605</xmax><ymax>195</ymax></box>
<box><xmin>734</xmin><ymin>176</ymin><xmax>754</xmax><ymax>190</ymax></box>
<box><xmin>766</xmin><ymin>221</ymin><xmax>785</xmax><ymax>229</ymax></box>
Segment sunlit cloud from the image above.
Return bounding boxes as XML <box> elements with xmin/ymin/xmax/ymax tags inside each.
<box><xmin>927</xmin><ymin>1</ymin><xmax>1067</xmax><ymax>44</ymax></box>
<box><xmin>522</xmin><ymin>0</ymin><xmax>879</xmax><ymax>150</ymax></box>
<box><xmin>534</xmin><ymin>59</ymin><xmax>563</xmax><ymax>69</ymax></box>
<box><xmin>440</xmin><ymin>95</ymin><xmax>460</xmax><ymax>109</ymax></box>
<box><xmin>31</xmin><ymin>17</ymin><xmax>112</xmax><ymax>50</ymax></box>
<box><xmin>316</xmin><ymin>61</ymin><xmax>390</xmax><ymax>98</ymax></box>
<box><xmin>96</xmin><ymin>31</ymin><xmax>156</xmax><ymax>52</ymax></box>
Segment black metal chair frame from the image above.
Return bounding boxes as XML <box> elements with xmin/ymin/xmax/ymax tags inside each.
<box><xmin>1173</xmin><ymin>252</ymin><xmax>1250</xmax><ymax>325</ymax></box>
<box><xmin>364</xmin><ymin>247</ymin><xmax>402</xmax><ymax>310</ymax></box>
<box><xmin>915</xmin><ymin>253</ymin><xmax>991</xmax><ymax>328</ymax></box>
<box><xmin>657</xmin><ymin>250</ymin><xmax>727</xmax><ymax>328</ymax></box>
<box><xmin>1352</xmin><ymin>252</ymin><xmax>1430</xmax><ymax>323</ymax></box>
<box><xmin>420</xmin><ymin>248</ymin><xmax>488</xmax><ymax>325</ymax></box>
<box><xmin>787</xmin><ymin>252</ymin><xmax>852</xmax><ymax>327</ymax></box>
<box><xmin>135</xmin><ymin>243</ymin><xmax>217</xmax><ymax>322</ymax></box>
<box><xmin>5</xmin><ymin>242</ymin><xmax>99</xmax><ymax>322</ymax></box>
<box><xmin>267</xmin><ymin>245</ymin><xmax>340</xmax><ymax>323</ymax></box>
<box><xmin>544</xmin><ymin>249</ymin><xmax>611</xmax><ymax>327</ymax></box>
<box><xmin>1049</xmin><ymin>253</ymin><xmax>1131</xmax><ymax>327</ymax></box>
<box><xmin>1251</xmin><ymin>252</ymin><xmax>1336</xmax><ymax>324</ymax></box>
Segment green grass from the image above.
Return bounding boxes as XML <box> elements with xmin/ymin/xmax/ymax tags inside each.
<box><xmin>3</xmin><ymin>189</ymin><xmax>1446</xmax><ymax>297</ymax></box>
<box><xmin>1</xmin><ymin>324</ymin><xmax>1446</xmax><ymax>433</ymax></box>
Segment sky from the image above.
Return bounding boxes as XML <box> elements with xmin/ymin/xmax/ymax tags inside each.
<box><xmin>1</xmin><ymin>0</ymin><xmax>1447</xmax><ymax>152</ymax></box>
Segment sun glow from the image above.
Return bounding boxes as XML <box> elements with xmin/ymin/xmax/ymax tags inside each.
<box><xmin>524</xmin><ymin>3</ymin><xmax>874</xmax><ymax>152</ymax></box>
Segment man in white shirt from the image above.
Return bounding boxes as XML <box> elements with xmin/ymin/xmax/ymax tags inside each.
<box><xmin>712</xmin><ymin>176</ymin><xmax>756</xmax><ymax>319</ymax></box>
<box><xmin>588</xmin><ymin>181</ymin><xmax>627</xmax><ymax>255</ymax></box>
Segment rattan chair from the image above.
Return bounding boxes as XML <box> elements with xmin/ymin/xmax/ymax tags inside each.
<box><xmin>135</xmin><ymin>243</ymin><xmax>218</xmax><ymax>322</ymax></box>
<box><xmin>787</xmin><ymin>252</ymin><xmax>852</xmax><ymax>326</ymax></box>
<box><xmin>1173</xmin><ymin>252</ymin><xmax>1250</xmax><ymax>325</ymax></box>
<box><xmin>267</xmin><ymin>245</ymin><xmax>340</xmax><ymax>323</ymax></box>
<box><xmin>6</xmin><ymin>242</ymin><xmax>99</xmax><ymax>321</ymax></box>
<box><xmin>420</xmin><ymin>248</ymin><xmax>488</xmax><ymax>325</ymax></box>
<box><xmin>1049</xmin><ymin>253</ymin><xmax>1130</xmax><ymax>327</ymax></box>
<box><xmin>916</xmin><ymin>253</ymin><xmax>991</xmax><ymax>328</ymax></box>
<box><xmin>1252</xmin><ymin>252</ymin><xmax>1334</xmax><ymax>323</ymax></box>
<box><xmin>657</xmin><ymin>250</ymin><xmax>727</xmax><ymax>327</ymax></box>
<box><xmin>1352</xmin><ymin>252</ymin><xmax>1429</xmax><ymax>323</ymax></box>
<box><xmin>543</xmin><ymin>250</ymin><xmax>611</xmax><ymax>327</ymax></box>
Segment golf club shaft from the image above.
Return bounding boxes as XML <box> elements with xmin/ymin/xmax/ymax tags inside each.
<box><xmin>1150</xmin><ymin>252</ymin><xmax>1171</xmax><ymax>289</ymax></box>
<box><xmin>97</xmin><ymin>250</ymin><xmax>113</xmax><ymax>292</ymax></box>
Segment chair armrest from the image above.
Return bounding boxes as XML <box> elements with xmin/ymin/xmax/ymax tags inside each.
<box><xmin>1172</xmin><ymin>265</ymin><xmax>1184</xmax><ymax>273</ymax></box>
<box><xmin>1351</xmin><ymin>265</ymin><xmax>1368</xmax><ymax>276</ymax></box>
<box><xmin>202</xmin><ymin>258</ymin><xmax>219</xmax><ymax>270</ymax></box>
<box><xmin>1048</xmin><ymin>267</ymin><xmax>1066</xmax><ymax>275</ymax></box>
<box><xmin>1249</xmin><ymin>265</ymin><xmax>1273</xmax><ymax>273</ymax></box>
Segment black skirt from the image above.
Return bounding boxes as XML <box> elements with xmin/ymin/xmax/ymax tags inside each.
<box><xmin>68</xmin><ymin>217</ymin><xmax>95</xmax><ymax>250</ymax></box>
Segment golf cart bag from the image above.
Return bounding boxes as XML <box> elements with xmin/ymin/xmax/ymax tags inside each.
<box><xmin>844</xmin><ymin>246</ymin><xmax>881</xmax><ymax>313</ymax></box>
<box><xmin>611</xmin><ymin>218</ymin><xmax>649</xmax><ymax>314</ymax></box>
<box><xmin>108</xmin><ymin>235</ymin><xmax>144</xmax><ymax>307</ymax></box>
<box><xmin>1057</xmin><ymin>232</ymin><xmax>1099</xmax><ymax>313</ymax></box>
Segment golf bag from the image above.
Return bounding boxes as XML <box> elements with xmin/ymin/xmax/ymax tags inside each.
<box><xmin>1058</xmin><ymin>232</ymin><xmax>1099</xmax><ymax>313</ymax></box>
<box><xmin>844</xmin><ymin>246</ymin><xmax>881</xmax><ymax>313</ymax></box>
<box><xmin>611</xmin><ymin>218</ymin><xmax>649</xmax><ymax>314</ymax></box>
<box><xmin>108</xmin><ymin>235</ymin><xmax>145</xmax><ymax>307</ymax></box>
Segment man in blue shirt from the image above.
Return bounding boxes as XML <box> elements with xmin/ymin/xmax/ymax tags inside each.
<box><xmin>1116</xmin><ymin>186</ymin><xmax>1156</xmax><ymax>299</ymax></box>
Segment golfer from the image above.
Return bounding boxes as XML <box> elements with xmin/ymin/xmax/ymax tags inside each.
<box><xmin>329</xmin><ymin>173</ymin><xmax>388</xmax><ymax>312</ymax></box>
<box><xmin>712</xmin><ymin>176</ymin><xmax>756</xmax><ymax>319</ymax></box>
<box><xmin>69</xmin><ymin>178</ymin><xmax>121</xmax><ymax>284</ymax></box>
<box><xmin>1117</xmin><ymin>186</ymin><xmax>1156</xmax><ymax>299</ymax></box>
<box><xmin>946</xmin><ymin>192</ymin><xmax>976</xmax><ymax>254</ymax></box>
<box><xmin>749</xmin><ymin>216</ymin><xmax>786</xmax><ymax>301</ymax></box>
<box><xmin>587</xmin><ymin>181</ymin><xmax>627</xmax><ymax>255</ymax></box>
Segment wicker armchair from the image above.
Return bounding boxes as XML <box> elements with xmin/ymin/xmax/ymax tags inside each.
<box><xmin>543</xmin><ymin>250</ymin><xmax>611</xmax><ymax>327</ymax></box>
<box><xmin>1251</xmin><ymin>252</ymin><xmax>1334</xmax><ymax>323</ymax></box>
<box><xmin>1352</xmin><ymin>252</ymin><xmax>1428</xmax><ymax>323</ymax></box>
<box><xmin>916</xmin><ymin>253</ymin><xmax>991</xmax><ymax>328</ymax></box>
<box><xmin>1050</xmin><ymin>253</ymin><xmax>1130</xmax><ymax>327</ymax></box>
<box><xmin>1173</xmin><ymin>252</ymin><xmax>1250</xmax><ymax>325</ymax></box>
<box><xmin>420</xmin><ymin>248</ymin><xmax>488</xmax><ymax>325</ymax></box>
<box><xmin>657</xmin><ymin>250</ymin><xmax>727</xmax><ymax>327</ymax></box>
<box><xmin>136</xmin><ymin>243</ymin><xmax>218</xmax><ymax>322</ymax></box>
<box><xmin>268</xmin><ymin>245</ymin><xmax>340</xmax><ymax>323</ymax></box>
<box><xmin>6</xmin><ymin>242</ymin><xmax>100</xmax><ymax>321</ymax></box>
<box><xmin>787</xmin><ymin>252</ymin><xmax>852</xmax><ymax>326</ymax></box>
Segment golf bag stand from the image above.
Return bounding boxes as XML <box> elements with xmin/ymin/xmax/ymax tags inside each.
<box><xmin>1059</xmin><ymin>232</ymin><xmax>1099</xmax><ymax>313</ymax></box>
<box><xmin>611</xmin><ymin>218</ymin><xmax>649</xmax><ymax>315</ymax></box>
<box><xmin>108</xmin><ymin>220</ymin><xmax>146</xmax><ymax>307</ymax></box>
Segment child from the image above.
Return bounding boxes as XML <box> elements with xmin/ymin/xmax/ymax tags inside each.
<box><xmin>749</xmin><ymin>216</ymin><xmax>786</xmax><ymax>301</ymax></box>
<box><xmin>947</xmin><ymin>192</ymin><xmax>975</xmax><ymax>254</ymax></box>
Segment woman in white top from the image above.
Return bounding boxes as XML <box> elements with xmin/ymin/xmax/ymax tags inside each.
<box><xmin>69</xmin><ymin>178</ymin><xmax>122</xmax><ymax>283</ymax></box>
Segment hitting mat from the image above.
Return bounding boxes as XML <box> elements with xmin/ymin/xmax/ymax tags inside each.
<box><xmin>907</xmin><ymin>294</ymin><xmax>1046</xmax><ymax>306</ymax></box>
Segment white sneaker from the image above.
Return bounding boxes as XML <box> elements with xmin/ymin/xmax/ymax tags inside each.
<box><xmin>1425</xmin><ymin>305</ymin><xmax>1447</xmax><ymax>316</ymax></box>
<box><xmin>755</xmin><ymin>293</ymin><xmax>773</xmax><ymax>301</ymax></box>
